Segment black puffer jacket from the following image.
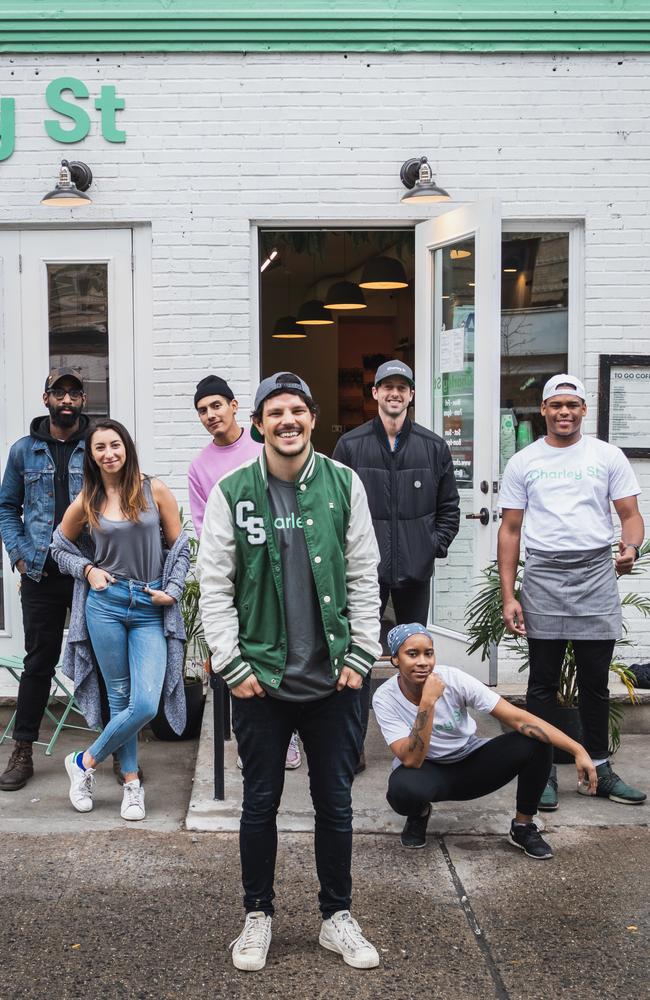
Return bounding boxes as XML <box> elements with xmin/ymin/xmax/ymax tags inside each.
<box><xmin>332</xmin><ymin>417</ymin><xmax>460</xmax><ymax>587</ymax></box>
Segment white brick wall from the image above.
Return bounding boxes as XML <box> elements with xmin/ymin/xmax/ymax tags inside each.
<box><xmin>1</xmin><ymin>51</ymin><xmax>649</xmax><ymax>679</ymax></box>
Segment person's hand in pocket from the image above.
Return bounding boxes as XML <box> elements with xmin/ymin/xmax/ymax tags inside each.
<box><xmin>144</xmin><ymin>586</ymin><xmax>175</xmax><ymax>606</ymax></box>
<box><xmin>87</xmin><ymin>567</ymin><xmax>115</xmax><ymax>591</ymax></box>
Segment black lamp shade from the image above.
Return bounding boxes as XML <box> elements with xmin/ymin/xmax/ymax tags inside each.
<box><xmin>296</xmin><ymin>299</ymin><xmax>334</xmax><ymax>325</ymax></box>
<box><xmin>324</xmin><ymin>281</ymin><xmax>367</xmax><ymax>310</ymax></box>
<box><xmin>359</xmin><ymin>256</ymin><xmax>408</xmax><ymax>290</ymax></box>
<box><xmin>272</xmin><ymin>315</ymin><xmax>306</xmax><ymax>339</ymax></box>
<box><xmin>41</xmin><ymin>160</ymin><xmax>93</xmax><ymax>208</ymax></box>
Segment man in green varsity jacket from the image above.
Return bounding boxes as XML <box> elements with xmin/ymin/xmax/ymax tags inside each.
<box><xmin>198</xmin><ymin>371</ymin><xmax>381</xmax><ymax>973</ymax></box>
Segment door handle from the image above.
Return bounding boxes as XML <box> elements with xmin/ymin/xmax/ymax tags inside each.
<box><xmin>465</xmin><ymin>507</ymin><xmax>490</xmax><ymax>526</ymax></box>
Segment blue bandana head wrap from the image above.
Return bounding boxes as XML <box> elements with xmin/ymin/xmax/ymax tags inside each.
<box><xmin>387</xmin><ymin>623</ymin><xmax>434</xmax><ymax>658</ymax></box>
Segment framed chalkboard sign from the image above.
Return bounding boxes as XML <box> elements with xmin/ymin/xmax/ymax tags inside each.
<box><xmin>598</xmin><ymin>354</ymin><xmax>650</xmax><ymax>458</ymax></box>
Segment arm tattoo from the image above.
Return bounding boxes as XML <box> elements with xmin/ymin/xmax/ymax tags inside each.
<box><xmin>519</xmin><ymin>721</ymin><xmax>550</xmax><ymax>744</ymax></box>
<box><xmin>408</xmin><ymin>709</ymin><xmax>430</xmax><ymax>753</ymax></box>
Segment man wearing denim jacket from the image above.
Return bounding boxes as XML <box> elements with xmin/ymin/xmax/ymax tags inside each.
<box><xmin>0</xmin><ymin>368</ymin><xmax>88</xmax><ymax>791</ymax></box>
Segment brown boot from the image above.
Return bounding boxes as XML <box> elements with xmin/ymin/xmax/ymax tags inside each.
<box><xmin>0</xmin><ymin>740</ymin><xmax>34</xmax><ymax>791</ymax></box>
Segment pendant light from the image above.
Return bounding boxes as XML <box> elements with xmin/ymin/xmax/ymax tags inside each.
<box><xmin>399</xmin><ymin>156</ymin><xmax>450</xmax><ymax>204</ymax></box>
<box><xmin>359</xmin><ymin>256</ymin><xmax>408</xmax><ymax>291</ymax></box>
<box><xmin>296</xmin><ymin>299</ymin><xmax>334</xmax><ymax>326</ymax></box>
<box><xmin>272</xmin><ymin>315</ymin><xmax>306</xmax><ymax>339</ymax></box>
<box><xmin>41</xmin><ymin>159</ymin><xmax>93</xmax><ymax>207</ymax></box>
<box><xmin>450</xmin><ymin>247</ymin><xmax>472</xmax><ymax>260</ymax></box>
<box><xmin>324</xmin><ymin>280</ymin><xmax>367</xmax><ymax>310</ymax></box>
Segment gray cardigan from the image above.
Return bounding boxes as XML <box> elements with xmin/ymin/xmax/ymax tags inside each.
<box><xmin>51</xmin><ymin>525</ymin><xmax>190</xmax><ymax>734</ymax></box>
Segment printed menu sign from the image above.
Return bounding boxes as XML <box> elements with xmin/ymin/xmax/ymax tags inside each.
<box><xmin>442</xmin><ymin>366</ymin><xmax>474</xmax><ymax>488</ymax></box>
<box><xmin>608</xmin><ymin>365</ymin><xmax>650</xmax><ymax>449</ymax></box>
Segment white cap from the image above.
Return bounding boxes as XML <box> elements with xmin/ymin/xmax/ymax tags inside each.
<box><xmin>542</xmin><ymin>373</ymin><xmax>586</xmax><ymax>402</ymax></box>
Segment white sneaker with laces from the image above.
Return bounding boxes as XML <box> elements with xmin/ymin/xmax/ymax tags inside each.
<box><xmin>319</xmin><ymin>910</ymin><xmax>379</xmax><ymax>969</ymax></box>
<box><xmin>64</xmin><ymin>752</ymin><xmax>95</xmax><ymax>813</ymax></box>
<box><xmin>229</xmin><ymin>911</ymin><xmax>272</xmax><ymax>971</ymax></box>
<box><xmin>121</xmin><ymin>779</ymin><xmax>146</xmax><ymax>821</ymax></box>
<box><xmin>284</xmin><ymin>733</ymin><xmax>302</xmax><ymax>770</ymax></box>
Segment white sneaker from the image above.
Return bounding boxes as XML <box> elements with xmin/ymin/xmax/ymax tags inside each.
<box><xmin>121</xmin><ymin>779</ymin><xmax>146</xmax><ymax>821</ymax></box>
<box><xmin>319</xmin><ymin>910</ymin><xmax>379</xmax><ymax>969</ymax></box>
<box><xmin>229</xmin><ymin>911</ymin><xmax>272</xmax><ymax>971</ymax></box>
<box><xmin>64</xmin><ymin>752</ymin><xmax>95</xmax><ymax>813</ymax></box>
<box><xmin>284</xmin><ymin>733</ymin><xmax>302</xmax><ymax>770</ymax></box>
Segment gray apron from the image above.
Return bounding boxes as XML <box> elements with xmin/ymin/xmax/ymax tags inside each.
<box><xmin>520</xmin><ymin>546</ymin><xmax>622</xmax><ymax>640</ymax></box>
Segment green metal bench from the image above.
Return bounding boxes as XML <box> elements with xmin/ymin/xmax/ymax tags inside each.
<box><xmin>0</xmin><ymin>655</ymin><xmax>98</xmax><ymax>755</ymax></box>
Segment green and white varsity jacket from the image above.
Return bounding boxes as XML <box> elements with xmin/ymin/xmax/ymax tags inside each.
<box><xmin>197</xmin><ymin>447</ymin><xmax>381</xmax><ymax>691</ymax></box>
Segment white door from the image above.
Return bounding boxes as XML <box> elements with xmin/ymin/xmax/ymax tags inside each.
<box><xmin>414</xmin><ymin>201</ymin><xmax>502</xmax><ymax>682</ymax></box>
<box><xmin>0</xmin><ymin>228</ymin><xmax>134</xmax><ymax>669</ymax></box>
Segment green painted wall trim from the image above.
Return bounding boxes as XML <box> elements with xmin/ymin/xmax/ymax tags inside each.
<box><xmin>1</xmin><ymin>2</ymin><xmax>650</xmax><ymax>54</ymax></box>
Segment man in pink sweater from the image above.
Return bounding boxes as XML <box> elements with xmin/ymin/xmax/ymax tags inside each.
<box><xmin>188</xmin><ymin>374</ymin><xmax>302</xmax><ymax>770</ymax></box>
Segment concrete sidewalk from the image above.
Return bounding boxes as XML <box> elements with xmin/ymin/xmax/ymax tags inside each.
<box><xmin>187</xmin><ymin>687</ymin><xmax>650</xmax><ymax>835</ymax></box>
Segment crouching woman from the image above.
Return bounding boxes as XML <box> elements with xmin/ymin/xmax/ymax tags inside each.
<box><xmin>51</xmin><ymin>419</ymin><xmax>189</xmax><ymax>821</ymax></box>
<box><xmin>373</xmin><ymin>623</ymin><xmax>597</xmax><ymax>858</ymax></box>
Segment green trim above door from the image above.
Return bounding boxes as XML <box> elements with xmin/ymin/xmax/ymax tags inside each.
<box><xmin>1</xmin><ymin>1</ymin><xmax>650</xmax><ymax>53</ymax></box>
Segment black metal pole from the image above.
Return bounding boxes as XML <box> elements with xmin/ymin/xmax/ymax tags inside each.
<box><xmin>211</xmin><ymin>673</ymin><xmax>225</xmax><ymax>801</ymax></box>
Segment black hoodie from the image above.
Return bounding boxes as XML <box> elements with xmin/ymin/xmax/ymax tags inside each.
<box><xmin>30</xmin><ymin>414</ymin><xmax>89</xmax><ymax>573</ymax></box>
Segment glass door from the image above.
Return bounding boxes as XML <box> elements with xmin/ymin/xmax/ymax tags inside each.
<box><xmin>414</xmin><ymin>201</ymin><xmax>501</xmax><ymax>682</ymax></box>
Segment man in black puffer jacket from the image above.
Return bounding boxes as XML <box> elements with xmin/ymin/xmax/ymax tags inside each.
<box><xmin>333</xmin><ymin>360</ymin><xmax>460</xmax><ymax>765</ymax></box>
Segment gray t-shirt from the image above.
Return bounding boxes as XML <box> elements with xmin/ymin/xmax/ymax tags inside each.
<box><xmin>265</xmin><ymin>473</ymin><xmax>334</xmax><ymax>701</ymax></box>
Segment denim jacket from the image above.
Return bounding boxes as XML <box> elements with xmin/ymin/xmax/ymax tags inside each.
<box><xmin>0</xmin><ymin>431</ymin><xmax>85</xmax><ymax>581</ymax></box>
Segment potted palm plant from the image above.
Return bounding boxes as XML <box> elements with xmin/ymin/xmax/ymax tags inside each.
<box><xmin>150</xmin><ymin>520</ymin><xmax>209</xmax><ymax>741</ymax></box>
<box><xmin>465</xmin><ymin>544</ymin><xmax>650</xmax><ymax>758</ymax></box>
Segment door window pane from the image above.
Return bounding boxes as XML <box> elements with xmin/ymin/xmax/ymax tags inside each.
<box><xmin>500</xmin><ymin>233</ymin><xmax>569</xmax><ymax>471</ymax></box>
<box><xmin>47</xmin><ymin>263</ymin><xmax>109</xmax><ymax>417</ymax></box>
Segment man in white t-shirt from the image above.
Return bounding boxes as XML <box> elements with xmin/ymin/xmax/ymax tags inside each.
<box><xmin>498</xmin><ymin>373</ymin><xmax>646</xmax><ymax>810</ymax></box>
<box><xmin>373</xmin><ymin>623</ymin><xmax>596</xmax><ymax>856</ymax></box>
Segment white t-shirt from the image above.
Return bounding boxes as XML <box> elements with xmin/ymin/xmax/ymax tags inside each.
<box><xmin>498</xmin><ymin>436</ymin><xmax>640</xmax><ymax>551</ymax></box>
<box><xmin>372</xmin><ymin>667</ymin><xmax>500</xmax><ymax>770</ymax></box>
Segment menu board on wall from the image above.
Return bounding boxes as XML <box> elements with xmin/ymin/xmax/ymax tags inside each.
<box><xmin>598</xmin><ymin>354</ymin><xmax>650</xmax><ymax>459</ymax></box>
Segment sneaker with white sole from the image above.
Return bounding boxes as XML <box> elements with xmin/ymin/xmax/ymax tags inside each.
<box><xmin>121</xmin><ymin>779</ymin><xmax>146</xmax><ymax>821</ymax></box>
<box><xmin>229</xmin><ymin>911</ymin><xmax>272</xmax><ymax>971</ymax></box>
<box><xmin>64</xmin><ymin>752</ymin><xmax>95</xmax><ymax>813</ymax></box>
<box><xmin>319</xmin><ymin>910</ymin><xmax>379</xmax><ymax>969</ymax></box>
<box><xmin>285</xmin><ymin>733</ymin><xmax>302</xmax><ymax>770</ymax></box>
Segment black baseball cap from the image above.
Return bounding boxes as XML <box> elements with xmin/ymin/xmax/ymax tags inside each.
<box><xmin>44</xmin><ymin>367</ymin><xmax>84</xmax><ymax>392</ymax></box>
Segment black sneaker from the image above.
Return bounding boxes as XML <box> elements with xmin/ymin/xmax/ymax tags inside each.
<box><xmin>400</xmin><ymin>805</ymin><xmax>431</xmax><ymax>849</ymax></box>
<box><xmin>508</xmin><ymin>820</ymin><xmax>553</xmax><ymax>860</ymax></box>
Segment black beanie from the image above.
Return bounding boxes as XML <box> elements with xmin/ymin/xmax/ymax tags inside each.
<box><xmin>194</xmin><ymin>375</ymin><xmax>235</xmax><ymax>409</ymax></box>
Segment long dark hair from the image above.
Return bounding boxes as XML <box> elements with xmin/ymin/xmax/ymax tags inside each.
<box><xmin>81</xmin><ymin>419</ymin><xmax>148</xmax><ymax>529</ymax></box>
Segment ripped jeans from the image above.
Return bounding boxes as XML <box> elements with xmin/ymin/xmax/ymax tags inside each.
<box><xmin>85</xmin><ymin>577</ymin><xmax>166</xmax><ymax>774</ymax></box>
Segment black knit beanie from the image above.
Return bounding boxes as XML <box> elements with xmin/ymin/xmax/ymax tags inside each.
<box><xmin>194</xmin><ymin>375</ymin><xmax>235</xmax><ymax>409</ymax></box>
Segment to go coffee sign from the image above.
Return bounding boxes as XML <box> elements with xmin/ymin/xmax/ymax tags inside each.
<box><xmin>0</xmin><ymin>76</ymin><xmax>126</xmax><ymax>161</ymax></box>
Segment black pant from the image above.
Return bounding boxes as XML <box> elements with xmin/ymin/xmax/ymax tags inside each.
<box><xmin>359</xmin><ymin>579</ymin><xmax>432</xmax><ymax>742</ymax></box>
<box><xmin>232</xmin><ymin>686</ymin><xmax>362</xmax><ymax>918</ymax></box>
<box><xmin>14</xmin><ymin>574</ymin><xmax>74</xmax><ymax>743</ymax></box>
<box><xmin>387</xmin><ymin>732</ymin><xmax>552</xmax><ymax>819</ymax></box>
<box><xmin>526</xmin><ymin>638</ymin><xmax>614</xmax><ymax>761</ymax></box>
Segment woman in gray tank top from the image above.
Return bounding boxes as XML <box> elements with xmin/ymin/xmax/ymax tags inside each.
<box><xmin>57</xmin><ymin>419</ymin><xmax>184</xmax><ymax>822</ymax></box>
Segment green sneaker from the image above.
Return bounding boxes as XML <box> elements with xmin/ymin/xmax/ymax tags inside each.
<box><xmin>539</xmin><ymin>765</ymin><xmax>558</xmax><ymax>812</ymax></box>
<box><xmin>578</xmin><ymin>761</ymin><xmax>647</xmax><ymax>805</ymax></box>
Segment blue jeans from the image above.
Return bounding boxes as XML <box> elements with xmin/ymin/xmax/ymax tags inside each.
<box><xmin>85</xmin><ymin>577</ymin><xmax>166</xmax><ymax>774</ymax></box>
<box><xmin>232</xmin><ymin>685</ymin><xmax>362</xmax><ymax>918</ymax></box>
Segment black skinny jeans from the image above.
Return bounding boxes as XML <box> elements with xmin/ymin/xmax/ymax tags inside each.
<box><xmin>387</xmin><ymin>732</ymin><xmax>552</xmax><ymax>819</ymax></box>
<box><xmin>526</xmin><ymin>638</ymin><xmax>614</xmax><ymax>761</ymax></box>
<box><xmin>14</xmin><ymin>573</ymin><xmax>74</xmax><ymax>743</ymax></box>
<box><xmin>359</xmin><ymin>579</ymin><xmax>431</xmax><ymax>742</ymax></box>
<box><xmin>232</xmin><ymin>685</ymin><xmax>362</xmax><ymax>918</ymax></box>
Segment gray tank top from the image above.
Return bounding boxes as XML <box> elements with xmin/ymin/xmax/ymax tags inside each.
<box><xmin>91</xmin><ymin>478</ymin><xmax>164</xmax><ymax>582</ymax></box>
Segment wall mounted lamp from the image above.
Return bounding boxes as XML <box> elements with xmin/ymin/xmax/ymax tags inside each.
<box><xmin>359</xmin><ymin>256</ymin><xmax>408</xmax><ymax>290</ymax></box>
<box><xmin>324</xmin><ymin>280</ymin><xmax>367</xmax><ymax>310</ymax></box>
<box><xmin>400</xmin><ymin>156</ymin><xmax>450</xmax><ymax>204</ymax></box>
<box><xmin>296</xmin><ymin>299</ymin><xmax>334</xmax><ymax>326</ymax></box>
<box><xmin>41</xmin><ymin>160</ymin><xmax>93</xmax><ymax>207</ymax></box>
<box><xmin>272</xmin><ymin>315</ymin><xmax>306</xmax><ymax>339</ymax></box>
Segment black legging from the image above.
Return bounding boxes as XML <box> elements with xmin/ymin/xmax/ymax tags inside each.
<box><xmin>387</xmin><ymin>731</ymin><xmax>552</xmax><ymax>819</ymax></box>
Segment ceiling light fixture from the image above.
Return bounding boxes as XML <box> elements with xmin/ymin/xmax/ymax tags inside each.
<box><xmin>400</xmin><ymin>156</ymin><xmax>450</xmax><ymax>204</ymax></box>
<box><xmin>296</xmin><ymin>299</ymin><xmax>334</xmax><ymax>326</ymax></box>
<box><xmin>359</xmin><ymin>256</ymin><xmax>408</xmax><ymax>290</ymax></box>
<box><xmin>41</xmin><ymin>159</ymin><xmax>93</xmax><ymax>207</ymax></box>
<box><xmin>260</xmin><ymin>248</ymin><xmax>279</xmax><ymax>273</ymax></box>
<box><xmin>324</xmin><ymin>280</ymin><xmax>367</xmax><ymax>310</ymax></box>
<box><xmin>272</xmin><ymin>315</ymin><xmax>306</xmax><ymax>339</ymax></box>
<box><xmin>450</xmin><ymin>247</ymin><xmax>472</xmax><ymax>260</ymax></box>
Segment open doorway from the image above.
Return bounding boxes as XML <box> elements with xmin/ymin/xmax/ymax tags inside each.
<box><xmin>259</xmin><ymin>229</ymin><xmax>415</xmax><ymax>455</ymax></box>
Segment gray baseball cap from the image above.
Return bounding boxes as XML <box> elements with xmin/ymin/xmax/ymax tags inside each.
<box><xmin>374</xmin><ymin>360</ymin><xmax>414</xmax><ymax>387</ymax></box>
<box><xmin>251</xmin><ymin>371</ymin><xmax>313</xmax><ymax>442</ymax></box>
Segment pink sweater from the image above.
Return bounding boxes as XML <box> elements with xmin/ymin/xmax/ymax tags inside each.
<box><xmin>188</xmin><ymin>429</ymin><xmax>262</xmax><ymax>537</ymax></box>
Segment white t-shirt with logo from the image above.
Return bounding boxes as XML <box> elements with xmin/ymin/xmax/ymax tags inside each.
<box><xmin>498</xmin><ymin>436</ymin><xmax>640</xmax><ymax>551</ymax></box>
<box><xmin>372</xmin><ymin>667</ymin><xmax>500</xmax><ymax>770</ymax></box>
